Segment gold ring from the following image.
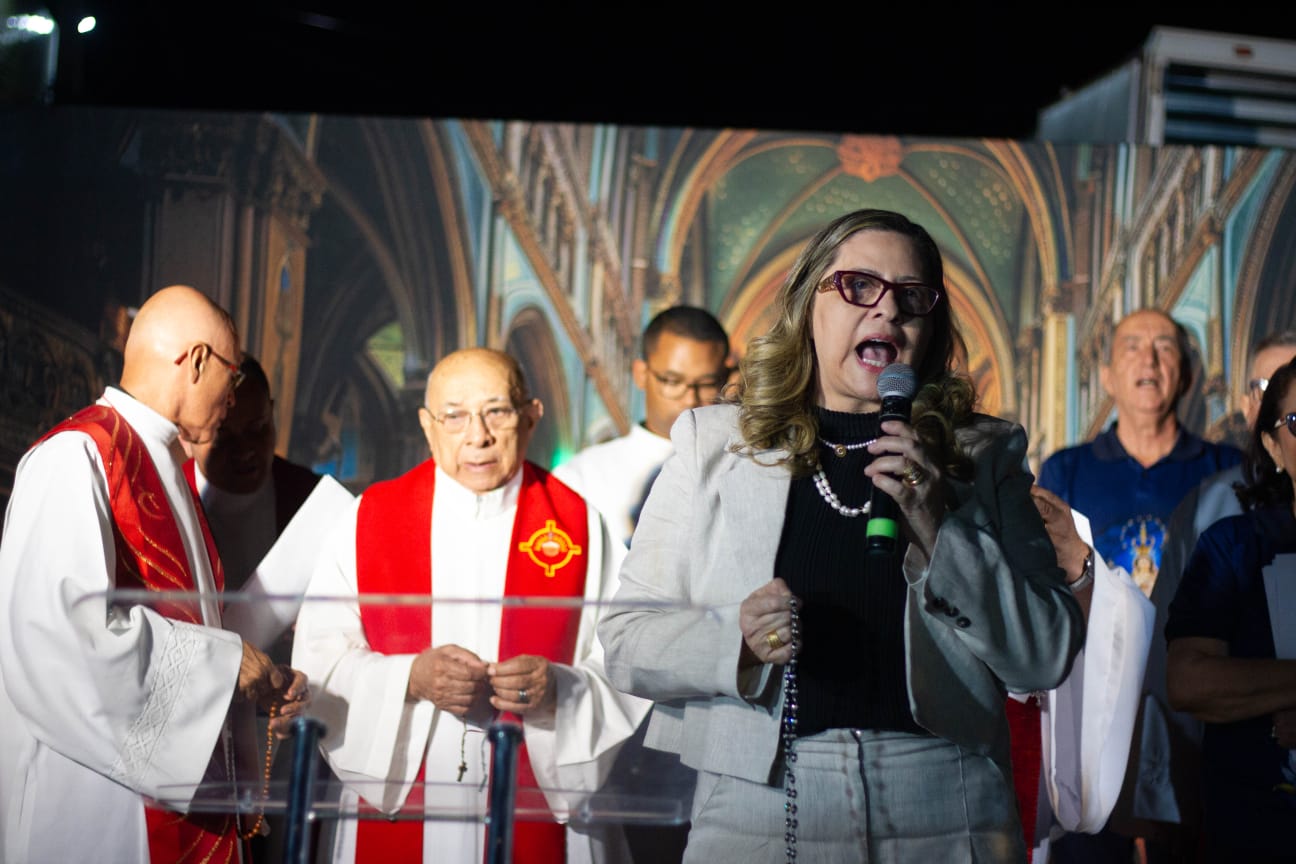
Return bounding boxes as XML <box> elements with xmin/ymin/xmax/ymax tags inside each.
<box><xmin>901</xmin><ymin>461</ymin><xmax>926</xmax><ymax>488</ymax></box>
<box><xmin>766</xmin><ymin>631</ymin><xmax>783</xmax><ymax>651</ymax></box>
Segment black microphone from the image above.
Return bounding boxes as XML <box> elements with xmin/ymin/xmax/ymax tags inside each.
<box><xmin>866</xmin><ymin>362</ymin><xmax>917</xmax><ymax>556</ymax></box>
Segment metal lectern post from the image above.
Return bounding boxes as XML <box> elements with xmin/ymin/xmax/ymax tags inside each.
<box><xmin>485</xmin><ymin>721</ymin><xmax>523</xmax><ymax>864</ymax></box>
<box><xmin>284</xmin><ymin>715</ymin><xmax>326</xmax><ymax>864</ymax></box>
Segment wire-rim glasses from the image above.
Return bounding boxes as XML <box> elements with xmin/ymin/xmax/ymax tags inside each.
<box><xmin>816</xmin><ymin>270</ymin><xmax>941</xmax><ymax>317</ymax></box>
<box><xmin>202</xmin><ymin>344</ymin><xmax>246</xmax><ymax>389</ymax></box>
<box><xmin>427</xmin><ymin>404</ymin><xmax>522</xmax><ymax>434</ymax></box>
<box><xmin>174</xmin><ymin>343</ymin><xmax>244</xmax><ymax>389</ymax></box>
<box><xmin>646</xmin><ymin>367</ymin><xmax>728</xmax><ymax>401</ymax></box>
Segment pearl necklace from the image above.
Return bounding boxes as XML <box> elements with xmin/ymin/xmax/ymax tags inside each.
<box><xmin>812</xmin><ymin>468</ymin><xmax>872</xmax><ymax>517</ymax></box>
<box><xmin>813</xmin><ymin>435</ymin><xmax>876</xmax><ymax>517</ymax></box>
<box><xmin>818</xmin><ymin>435</ymin><xmax>877</xmax><ymax>458</ymax></box>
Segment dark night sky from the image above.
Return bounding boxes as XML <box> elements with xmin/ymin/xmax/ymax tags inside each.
<box><xmin>31</xmin><ymin>3</ymin><xmax>1296</xmax><ymax>138</ymax></box>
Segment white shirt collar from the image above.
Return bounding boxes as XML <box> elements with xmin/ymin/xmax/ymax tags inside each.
<box><xmin>433</xmin><ymin>463</ymin><xmax>523</xmax><ymax>521</ymax></box>
<box><xmin>101</xmin><ymin>386</ymin><xmax>183</xmax><ymax>459</ymax></box>
<box><xmin>629</xmin><ymin>422</ymin><xmax>676</xmax><ymax>458</ymax></box>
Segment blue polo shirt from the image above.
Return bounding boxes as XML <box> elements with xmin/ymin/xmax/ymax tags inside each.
<box><xmin>1165</xmin><ymin>507</ymin><xmax>1296</xmax><ymax>854</ymax></box>
<box><xmin>1038</xmin><ymin>425</ymin><xmax>1242</xmax><ymax>584</ymax></box>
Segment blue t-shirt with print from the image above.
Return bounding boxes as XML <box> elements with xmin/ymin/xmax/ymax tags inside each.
<box><xmin>1037</xmin><ymin>425</ymin><xmax>1242</xmax><ymax>596</ymax></box>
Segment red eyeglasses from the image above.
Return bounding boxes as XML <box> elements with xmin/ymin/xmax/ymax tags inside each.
<box><xmin>816</xmin><ymin>270</ymin><xmax>942</xmax><ymax>317</ymax></box>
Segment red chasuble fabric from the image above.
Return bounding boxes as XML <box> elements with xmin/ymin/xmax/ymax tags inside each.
<box><xmin>1006</xmin><ymin>695</ymin><xmax>1043</xmax><ymax>856</ymax></box>
<box><xmin>354</xmin><ymin>459</ymin><xmax>589</xmax><ymax>864</ymax></box>
<box><xmin>40</xmin><ymin>405</ymin><xmax>240</xmax><ymax>864</ymax></box>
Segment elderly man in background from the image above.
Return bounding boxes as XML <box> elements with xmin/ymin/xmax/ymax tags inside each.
<box><xmin>1039</xmin><ymin>309</ymin><xmax>1242</xmax><ymax>600</ymax></box>
<box><xmin>1037</xmin><ymin>307</ymin><xmax>1243</xmax><ymax>863</ymax></box>
<box><xmin>0</xmin><ymin>284</ymin><xmax>308</xmax><ymax>864</ymax></box>
<box><xmin>294</xmin><ymin>346</ymin><xmax>648</xmax><ymax>863</ymax></box>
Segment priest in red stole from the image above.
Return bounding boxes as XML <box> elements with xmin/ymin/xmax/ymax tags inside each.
<box><xmin>0</xmin><ymin>285</ymin><xmax>309</xmax><ymax>864</ymax></box>
<box><xmin>293</xmin><ymin>347</ymin><xmax>650</xmax><ymax>864</ymax></box>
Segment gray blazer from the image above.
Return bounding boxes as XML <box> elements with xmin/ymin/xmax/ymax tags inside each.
<box><xmin>598</xmin><ymin>403</ymin><xmax>1083</xmax><ymax>785</ymax></box>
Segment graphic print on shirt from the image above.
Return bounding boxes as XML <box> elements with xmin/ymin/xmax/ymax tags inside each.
<box><xmin>1096</xmin><ymin>515</ymin><xmax>1167</xmax><ymax>597</ymax></box>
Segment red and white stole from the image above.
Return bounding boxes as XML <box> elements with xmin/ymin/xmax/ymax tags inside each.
<box><xmin>354</xmin><ymin>459</ymin><xmax>589</xmax><ymax>864</ymax></box>
<box><xmin>40</xmin><ymin>405</ymin><xmax>240</xmax><ymax>864</ymax></box>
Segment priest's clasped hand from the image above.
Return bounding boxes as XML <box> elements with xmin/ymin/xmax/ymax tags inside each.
<box><xmin>487</xmin><ymin>655</ymin><xmax>556</xmax><ymax>717</ymax></box>
<box><xmin>406</xmin><ymin>646</ymin><xmax>558</xmax><ymax>718</ymax></box>
<box><xmin>236</xmin><ymin>640</ymin><xmax>311</xmax><ymax>738</ymax></box>
<box><xmin>267</xmin><ymin>667</ymin><xmax>310</xmax><ymax>739</ymax></box>
<box><xmin>407</xmin><ymin>644</ymin><xmax>490</xmax><ymax>718</ymax></box>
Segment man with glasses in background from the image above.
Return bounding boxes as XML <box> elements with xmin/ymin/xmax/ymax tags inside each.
<box><xmin>553</xmin><ymin>305</ymin><xmax>729</xmax><ymax>863</ymax></box>
<box><xmin>293</xmin><ymin>347</ymin><xmax>648</xmax><ymax>863</ymax></box>
<box><xmin>555</xmin><ymin>305</ymin><xmax>731</xmax><ymax>547</ymax></box>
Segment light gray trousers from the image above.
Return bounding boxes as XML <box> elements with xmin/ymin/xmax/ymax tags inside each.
<box><xmin>682</xmin><ymin>728</ymin><xmax>1026</xmax><ymax>864</ymax></box>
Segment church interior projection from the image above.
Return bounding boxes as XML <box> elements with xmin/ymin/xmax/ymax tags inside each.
<box><xmin>2</xmin><ymin>110</ymin><xmax>1294</xmax><ymax>507</ymax></box>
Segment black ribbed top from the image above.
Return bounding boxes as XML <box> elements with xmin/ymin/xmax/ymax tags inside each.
<box><xmin>775</xmin><ymin>408</ymin><xmax>925</xmax><ymax>738</ymax></box>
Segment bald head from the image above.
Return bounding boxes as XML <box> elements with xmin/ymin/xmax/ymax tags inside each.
<box><xmin>120</xmin><ymin>285</ymin><xmax>242</xmax><ymax>446</ymax></box>
<box><xmin>125</xmin><ymin>285</ymin><xmax>236</xmax><ymax>369</ymax></box>
<box><xmin>418</xmin><ymin>348</ymin><xmax>542</xmax><ymax>493</ymax></box>
<box><xmin>424</xmin><ymin>348</ymin><xmax>530</xmax><ymax>407</ymax></box>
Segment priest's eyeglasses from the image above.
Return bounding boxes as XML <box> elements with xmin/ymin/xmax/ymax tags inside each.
<box><xmin>428</xmin><ymin>404</ymin><xmax>521</xmax><ymax>434</ymax></box>
<box><xmin>203</xmin><ymin>344</ymin><xmax>246</xmax><ymax>389</ymax></box>
<box><xmin>176</xmin><ymin>343</ymin><xmax>245</xmax><ymax>389</ymax></box>
<box><xmin>816</xmin><ymin>270</ymin><xmax>942</xmax><ymax>317</ymax></box>
<box><xmin>1273</xmin><ymin>412</ymin><xmax>1296</xmax><ymax>437</ymax></box>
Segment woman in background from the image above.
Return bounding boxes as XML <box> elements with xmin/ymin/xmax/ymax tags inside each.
<box><xmin>1167</xmin><ymin>356</ymin><xmax>1296</xmax><ymax>863</ymax></box>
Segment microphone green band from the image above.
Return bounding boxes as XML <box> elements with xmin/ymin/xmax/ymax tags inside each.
<box><xmin>866</xmin><ymin>518</ymin><xmax>899</xmax><ymax>539</ymax></box>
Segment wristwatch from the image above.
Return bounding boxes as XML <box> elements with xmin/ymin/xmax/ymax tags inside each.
<box><xmin>1069</xmin><ymin>547</ymin><xmax>1095</xmax><ymax>594</ymax></box>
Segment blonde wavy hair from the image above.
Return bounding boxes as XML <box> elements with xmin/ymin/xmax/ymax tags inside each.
<box><xmin>733</xmin><ymin>209</ymin><xmax>977</xmax><ymax>478</ymax></box>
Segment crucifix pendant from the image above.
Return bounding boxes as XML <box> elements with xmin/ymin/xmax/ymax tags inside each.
<box><xmin>456</xmin><ymin>723</ymin><xmax>469</xmax><ymax>782</ymax></box>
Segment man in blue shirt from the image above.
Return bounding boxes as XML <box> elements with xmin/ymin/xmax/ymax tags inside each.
<box><xmin>1038</xmin><ymin>308</ymin><xmax>1242</xmax><ymax>863</ymax></box>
